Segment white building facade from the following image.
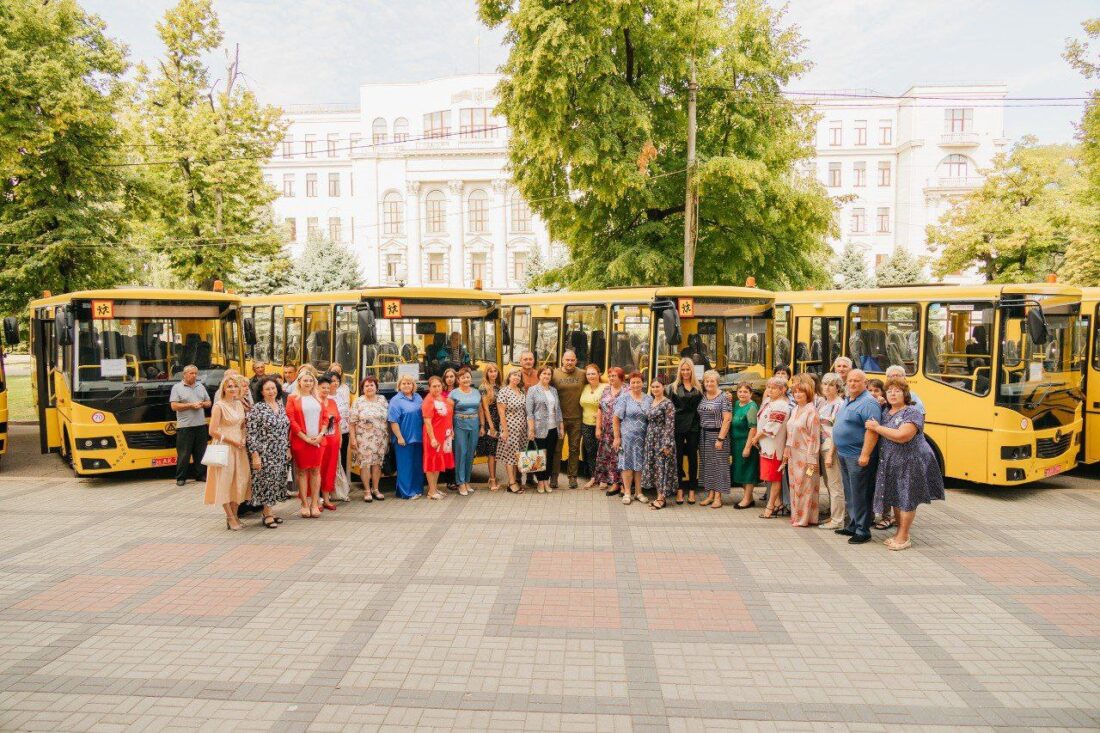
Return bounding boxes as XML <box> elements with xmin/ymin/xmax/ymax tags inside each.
<box><xmin>264</xmin><ymin>77</ymin><xmax>1007</xmax><ymax>287</ymax></box>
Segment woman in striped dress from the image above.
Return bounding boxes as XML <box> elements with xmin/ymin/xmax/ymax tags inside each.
<box><xmin>594</xmin><ymin>367</ymin><xmax>626</xmax><ymax>496</ymax></box>
<box><xmin>696</xmin><ymin>370</ymin><xmax>733</xmax><ymax>509</ymax></box>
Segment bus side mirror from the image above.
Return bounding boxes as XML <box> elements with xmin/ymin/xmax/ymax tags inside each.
<box><xmin>1026</xmin><ymin>309</ymin><xmax>1048</xmax><ymax>345</ymax></box>
<box><xmin>661</xmin><ymin>308</ymin><xmax>681</xmax><ymax>347</ymax></box>
<box><xmin>358</xmin><ymin>308</ymin><xmax>377</xmax><ymax>346</ymax></box>
<box><xmin>2</xmin><ymin>317</ymin><xmax>18</xmax><ymax>347</ymax></box>
<box><xmin>55</xmin><ymin>307</ymin><xmax>73</xmax><ymax>347</ymax></box>
<box><xmin>242</xmin><ymin>317</ymin><xmax>257</xmax><ymax>346</ymax></box>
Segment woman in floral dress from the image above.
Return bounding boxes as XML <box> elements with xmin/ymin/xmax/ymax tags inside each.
<box><xmin>496</xmin><ymin>369</ymin><xmax>528</xmax><ymax>492</ymax></box>
<box><xmin>594</xmin><ymin>367</ymin><xmax>625</xmax><ymax>496</ymax></box>
<box><xmin>643</xmin><ymin>379</ymin><xmax>677</xmax><ymax>509</ymax></box>
<box><xmin>613</xmin><ymin>372</ymin><xmax>650</xmax><ymax>505</ymax></box>
<box><xmin>784</xmin><ymin>376</ymin><xmax>821</xmax><ymax>527</ymax></box>
<box><xmin>246</xmin><ymin>376</ymin><xmax>290</xmax><ymax>528</ymax></box>
<box><xmin>349</xmin><ymin>375</ymin><xmax>389</xmax><ymax>503</ymax></box>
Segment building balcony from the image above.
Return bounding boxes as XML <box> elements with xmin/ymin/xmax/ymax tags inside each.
<box><xmin>936</xmin><ymin>175</ymin><xmax>984</xmax><ymax>188</ymax></box>
<box><xmin>940</xmin><ymin>131</ymin><xmax>979</xmax><ymax>147</ymax></box>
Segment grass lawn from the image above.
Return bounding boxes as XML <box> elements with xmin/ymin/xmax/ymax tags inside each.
<box><xmin>4</xmin><ymin>374</ymin><xmax>36</xmax><ymax>422</ymax></box>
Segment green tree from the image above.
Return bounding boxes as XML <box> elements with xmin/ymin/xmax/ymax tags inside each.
<box><xmin>126</xmin><ymin>0</ymin><xmax>285</xmax><ymax>287</ymax></box>
<box><xmin>832</xmin><ymin>242</ymin><xmax>873</xmax><ymax>289</ymax></box>
<box><xmin>477</xmin><ymin>0</ymin><xmax>835</xmax><ymax>290</ymax></box>
<box><xmin>1059</xmin><ymin>18</ymin><xmax>1100</xmax><ymax>286</ymax></box>
<box><xmin>233</xmin><ymin>254</ymin><xmax>291</xmax><ymax>295</ymax></box>
<box><xmin>0</xmin><ymin>0</ymin><xmax>132</xmax><ymax>313</ymax></box>
<box><xmin>288</xmin><ymin>233</ymin><xmax>363</xmax><ymax>293</ymax></box>
<box><xmin>875</xmin><ymin>246</ymin><xmax>924</xmax><ymax>286</ymax></box>
<box><xmin>927</xmin><ymin>139</ymin><xmax>1083</xmax><ymax>283</ymax></box>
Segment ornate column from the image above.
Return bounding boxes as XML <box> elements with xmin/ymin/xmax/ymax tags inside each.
<box><xmin>491</xmin><ymin>179</ymin><xmax>509</xmax><ymax>290</ymax></box>
<box><xmin>447</xmin><ymin>179</ymin><xmax>465</xmax><ymax>287</ymax></box>
<box><xmin>405</xmin><ymin>180</ymin><xmax>421</xmax><ymax>286</ymax></box>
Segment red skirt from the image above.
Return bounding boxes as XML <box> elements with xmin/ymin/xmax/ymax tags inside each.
<box><xmin>423</xmin><ymin>429</ymin><xmax>455</xmax><ymax>473</ymax></box>
<box><xmin>320</xmin><ymin>433</ymin><xmax>340</xmax><ymax>493</ymax></box>
<box><xmin>291</xmin><ymin>434</ymin><xmax>323</xmax><ymax>470</ymax></box>
<box><xmin>760</xmin><ymin>455</ymin><xmax>783</xmax><ymax>482</ymax></box>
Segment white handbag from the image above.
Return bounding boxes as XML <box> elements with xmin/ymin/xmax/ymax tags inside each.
<box><xmin>201</xmin><ymin>442</ymin><xmax>229</xmax><ymax>468</ymax></box>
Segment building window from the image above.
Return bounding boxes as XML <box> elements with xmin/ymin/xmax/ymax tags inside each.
<box><xmin>876</xmin><ymin>207</ymin><xmax>890</xmax><ymax>233</ymax></box>
<box><xmin>383</xmin><ymin>192</ymin><xmax>404</xmax><ymax>235</ymax></box>
<box><xmin>393</xmin><ymin>117</ymin><xmax>409</xmax><ymax>142</ymax></box>
<box><xmin>282</xmin><ymin>173</ymin><xmax>295</xmax><ymax>197</ymax></box>
<box><xmin>372</xmin><ymin>117</ymin><xmax>387</xmax><ymax>145</ymax></box>
<box><xmin>467</xmin><ymin>190</ymin><xmax>488</xmax><ymax>233</ymax></box>
<box><xmin>425</xmin><ymin>190</ymin><xmax>446</xmax><ymax>234</ymax></box>
<box><xmin>512</xmin><ymin>251</ymin><xmax>528</xmax><ymax>283</ymax></box>
<box><xmin>855</xmin><ymin>120</ymin><xmax>867</xmax><ymax>146</ymax></box>
<box><xmin>509</xmin><ymin>192</ymin><xmax>532</xmax><ymax>233</ymax></box>
<box><xmin>851</xmin><ymin>208</ymin><xmax>866</xmax><ymax>234</ymax></box>
<box><xmin>349</xmin><ymin>132</ymin><xmax>361</xmax><ymax>154</ymax></box>
<box><xmin>385</xmin><ymin>254</ymin><xmax>402</xmax><ymax>283</ymax></box>
<box><xmin>460</xmin><ymin>108</ymin><xmax>493</xmax><ymax>139</ymax></box>
<box><xmin>878</xmin><ymin>161</ymin><xmax>891</xmax><ymax>186</ymax></box>
<box><xmin>945</xmin><ymin>154</ymin><xmax>969</xmax><ymax>178</ymax></box>
<box><xmin>428</xmin><ymin>253</ymin><xmax>445</xmax><ymax>283</ymax></box>
<box><xmin>423</xmin><ymin>110</ymin><xmax>451</xmax><ymax>139</ymax></box>
<box><xmin>306</xmin><ymin>173</ymin><xmax>318</xmax><ymax>198</ymax></box>
<box><xmin>945</xmin><ymin>108</ymin><xmax>973</xmax><ymax>133</ymax></box>
<box><xmin>262</xmin><ymin>173</ymin><xmax>272</xmax><ymax>188</ymax></box>
<box><xmin>281</xmin><ymin>135</ymin><xmax>293</xmax><ymax>159</ymax></box>
<box><xmin>828</xmin><ymin>121</ymin><xmax>842</xmax><ymax>146</ymax></box>
<box><xmin>827</xmin><ymin>162</ymin><xmax>841</xmax><ymax>187</ymax></box>
<box><xmin>853</xmin><ymin>161</ymin><xmax>866</xmax><ymax>187</ymax></box>
<box><xmin>285</xmin><ymin>217</ymin><xmax>297</xmax><ymax>241</ymax></box>
<box><xmin>304</xmin><ymin>134</ymin><xmax>316</xmax><ymax>159</ymax></box>
<box><xmin>326</xmin><ymin>133</ymin><xmax>339</xmax><ymax>157</ymax></box>
<box><xmin>328</xmin><ymin>217</ymin><xmax>342</xmax><ymax>243</ymax></box>
<box><xmin>307</xmin><ymin>216</ymin><xmax>320</xmax><ymax>239</ymax></box>
<box><xmin>879</xmin><ymin>120</ymin><xmax>892</xmax><ymax>145</ymax></box>
<box><xmin>327</xmin><ymin>173</ymin><xmax>340</xmax><ymax>197</ymax></box>
<box><xmin>471</xmin><ymin>252</ymin><xmax>487</xmax><ymax>285</ymax></box>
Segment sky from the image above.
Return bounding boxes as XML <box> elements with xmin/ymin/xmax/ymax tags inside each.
<box><xmin>82</xmin><ymin>0</ymin><xmax>1095</xmax><ymax>144</ymax></box>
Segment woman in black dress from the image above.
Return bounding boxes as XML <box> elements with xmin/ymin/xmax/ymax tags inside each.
<box><xmin>246</xmin><ymin>376</ymin><xmax>291</xmax><ymax>528</ymax></box>
<box><xmin>669</xmin><ymin>357</ymin><xmax>703</xmax><ymax>504</ymax></box>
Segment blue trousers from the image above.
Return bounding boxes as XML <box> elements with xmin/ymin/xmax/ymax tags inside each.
<box><xmin>839</xmin><ymin>453</ymin><xmax>877</xmax><ymax>537</ymax></box>
<box><xmin>454</xmin><ymin>419</ymin><xmax>480</xmax><ymax>484</ymax></box>
<box><xmin>393</xmin><ymin>440</ymin><xmax>424</xmax><ymax>499</ymax></box>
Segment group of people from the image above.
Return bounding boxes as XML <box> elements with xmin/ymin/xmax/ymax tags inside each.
<box><xmin>172</xmin><ymin>351</ymin><xmax>945</xmax><ymax>549</ymax></box>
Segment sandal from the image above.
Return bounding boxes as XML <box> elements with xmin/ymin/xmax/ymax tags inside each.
<box><xmin>759</xmin><ymin>507</ymin><xmax>779</xmax><ymax>519</ymax></box>
<box><xmin>273</xmin><ymin>517</ymin><xmax>284</xmax><ymax>524</ymax></box>
<box><xmin>873</xmin><ymin>519</ymin><xmax>895</xmax><ymax>531</ymax></box>
<box><xmin>508</xmin><ymin>483</ymin><xmax>523</xmax><ymax>494</ymax></box>
<box><xmin>364</xmin><ymin>493</ymin><xmax>374</xmax><ymax>502</ymax></box>
<box><xmin>734</xmin><ymin>500</ymin><xmax>755</xmax><ymax>510</ymax></box>
<box><xmin>262</xmin><ymin>516</ymin><xmax>278</xmax><ymax>529</ymax></box>
<box><xmin>300</xmin><ymin>507</ymin><xmax>310</xmax><ymax>518</ymax></box>
<box><xmin>489</xmin><ymin>481</ymin><xmax>500</xmax><ymax>491</ymax></box>
<box><xmin>373</xmin><ymin>491</ymin><xmax>385</xmax><ymax>501</ymax></box>
<box><xmin>310</xmin><ymin>507</ymin><xmax>322</xmax><ymax>518</ymax></box>
<box><xmin>650</xmin><ymin>497</ymin><xmax>666</xmax><ymax>510</ymax></box>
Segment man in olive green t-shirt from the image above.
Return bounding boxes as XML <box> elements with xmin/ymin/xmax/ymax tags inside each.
<box><xmin>551</xmin><ymin>349</ymin><xmax>585</xmax><ymax>489</ymax></box>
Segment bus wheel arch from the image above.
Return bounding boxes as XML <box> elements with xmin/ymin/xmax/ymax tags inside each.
<box><xmin>924</xmin><ymin>435</ymin><xmax>946</xmax><ymax>478</ymax></box>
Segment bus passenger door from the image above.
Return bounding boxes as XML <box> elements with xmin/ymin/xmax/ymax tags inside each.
<box><xmin>1086</xmin><ymin>307</ymin><xmax>1100</xmax><ymax>463</ymax></box>
<box><xmin>794</xmin><ymin>317</ymin><xmax>841</xmax><ymax>375</ymax></box>
<box><xmin>32</xmin><ymin>316</ymin><xmax>61</xmax><ymax>454</ymax></box>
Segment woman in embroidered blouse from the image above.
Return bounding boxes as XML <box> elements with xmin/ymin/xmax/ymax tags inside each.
<box><xmin>477</xmin><ymin>364</ymin><xmax>502</xmax><ymax>491</ymax></box>
<box><xmin>496</xmin><ymin>369</ymin><xmax>527</xmax><ymax>493</ymax></box>
<box><xmin>205</xmin><ymin>375</ymin><xmax>251</xmax><ymax>530</ymax></box>
<box><xmin>246</xmin><ymin>376</ymin><xmax>290</xmax><ymax>528</ymax></box>
<box><xmin>613</xmin><ymin>371</ymin><xmax>650</xmax><ymax>505</ymax></box>
<box><xmin>594</xmin><ymin>367</ymin><xmax>626</xmax><ymax>496</ymax></box>
<box><xmin>784</xmin><ymin>376</ymin><xmax>822</xmax><ymax>527</ymax></box>
<box><xmin>643</xmin><ymin>379</ymin><xmax>677</xmax><ymax>510</ymax></box>
<box><xmin>349</xmin><ymin>375</ymin><xmax>388</xmax><ymax>503</ymax></box>
<box><xmin>526</xmin><ymin>365</ymin><xmax>564</xmax><ymax>494</ymax></box>
<box><xmin>422</xmin><ymin>375</ymin><xmax>454</xmax><ymax>500</ymax></box>
<box><xmin>451</xmin><ymin>367</ymin><xmax>482</xmax><ymax>496</ymax></box>
<box><xmin>817</xmin><ymin>372</ymin><xmax>846</xmax><ymax>529</ymax></box>
<box><xmin>287</xmin><ymin>368</ymin><xmax>325</xmax><ymax>518</ymax></box>
<box><xmin>696</xmin><ymin>370</ymin><xmax>732</xmax><ymax>509</ymax></box>
<box><xmin>578</xmin><ymin>364</ymin><xmax>606</xmax><ymax>489</ymax></box>
<box><xmin>754</xmin><ymin>376</ymin><xmax>793</xmax><ymax>519</ymax></box>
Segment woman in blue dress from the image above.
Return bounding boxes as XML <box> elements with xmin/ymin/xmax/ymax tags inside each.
<box><xmin>450</xmin><ymin>367</ymin><xmax>482</xmax><ymax>496</ymax></box>
<box><xmin>613</xmin><ymin>371</ymin><xmax>650</xmax><ymax>505</ymax></box>
<box><xmin>386</xmin><ymin>374</ymin><xmax>425</xmax><ymax>499</ymax></box>
<box><xmin>865</xmin><ymin>377</ymin><xmax>945</xmax><ymax>551</ymax></box>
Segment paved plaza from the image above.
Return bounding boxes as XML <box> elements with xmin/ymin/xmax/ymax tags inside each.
<box><xmin>1</xmin><ymin>425</ymin><xmax>1100</xmax><ymax>732</ymax></box>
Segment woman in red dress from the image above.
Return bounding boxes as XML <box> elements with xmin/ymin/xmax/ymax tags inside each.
<box><xmin>287</xmin><ymin>368</ymin><xmax>325</xmax><ymax>518</ymax></box>
<box><xmin>318</xmin><ymin>372</ymin><xmax>342</xmax><ymax>511</ymax></box>
<box><xmin>421</xmin><ymin>375</ymin><xmax>455</xmax><ymax>500</ymax></box>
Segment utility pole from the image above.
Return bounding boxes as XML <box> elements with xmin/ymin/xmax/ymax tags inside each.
<box><xmin>683</xmin><ymin>59</ymin><xmax>698</xmax><ymax>287</ymax></box>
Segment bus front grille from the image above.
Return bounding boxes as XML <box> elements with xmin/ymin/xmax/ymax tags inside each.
<box><xmin>1035</xmin><ymin>433</ymin><xmax>1072</xmax><ymax>459</ymax></box>
<box><xmin>123</xmin><ymin>430</ymin><xmax>176</xmax><ymax>450</ymax></box>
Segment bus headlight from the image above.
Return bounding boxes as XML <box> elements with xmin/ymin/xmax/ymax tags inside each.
<box><xmin>80</xmin><ymin>437</ymin><xmax>117</xmax><ymax>450</ymax></box>
<box><xmin>1000</xmin><ymin>445</ymin><xmax>1032</xmax><ymax>461</ymax></box>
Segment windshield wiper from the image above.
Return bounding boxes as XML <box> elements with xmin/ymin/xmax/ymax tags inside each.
<box><xmin>1024</xmin><ymin>382</ymin><xmax>1074</xmax><ymax>410</ymax></box>
<box><xmin>103</xmin><ymin>382</ymin><xmax>139</xmax><ymax>408</ymax></box>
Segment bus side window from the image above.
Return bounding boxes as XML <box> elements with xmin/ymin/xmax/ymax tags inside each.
<box><xmin>533</xmin><ymin>319</ymin><xmax>560</xmax><ymax>366</ymax></box>
<box><xmin>272</xmin><ymin>306</ymin><xmax>285</xmax><ymax>365</ymax></box>
<box><xmin>924</xmin><ymin>302</ymin><xmax>993</xmax><ymax>396</ymax></box>
<box><xmin>511</xmin><ymin>307</ymin><xmax>530</xmax><ymax>364</ymax></box>
<box><xmin>847</xmin><ymin>303</ymin><xmax>919</xmax><ymax>375</ymax></box>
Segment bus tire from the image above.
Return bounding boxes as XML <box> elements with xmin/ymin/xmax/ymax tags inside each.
<box><xmin>924</xmin><ymin>435</ymin><xmax>946</xmax><ymax>478</ymax></box>
<box><xmin>60</xmin><ymin>427</ymin><xmax>77</xmax><ymax>473</ymax></box>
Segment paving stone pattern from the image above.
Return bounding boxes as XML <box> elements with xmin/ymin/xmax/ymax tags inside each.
<box><xmin>1</xmin><ymin>453</ymin><xmax>1100</xmax><ymax>731</ymax></box>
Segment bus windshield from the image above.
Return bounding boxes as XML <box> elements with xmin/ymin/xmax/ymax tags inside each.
<box><xmin>656</xmin><ymin>299</ymin><xmax>772</xmax><ymax>385</ymax></box>
<box><xmin>997</xmin><ymin>296</ymin><xmax>1085</xmax><ymax>426</ymax></box>
<box><xmin>365</xmin><ymin>299</ymin><xmax>497</xmax><ymax>393</ymax></box>
<box><xmin>73</xmin><ymin>302</ymin><xmax>237</xmax><ymax>395</ymax></box>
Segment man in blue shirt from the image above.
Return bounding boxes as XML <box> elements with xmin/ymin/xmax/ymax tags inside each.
<box><xmin>831</xmin><ymin>369</ymin><xmax>880</xmax><ymax>543</ymax></box>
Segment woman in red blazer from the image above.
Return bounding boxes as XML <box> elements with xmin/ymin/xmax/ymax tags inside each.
<box><xmin>286</xmin><ymin>368</ymin><xmax>325</xmax><ymax>518</ymax></box>
<box><xmin>317</xmin><ymin>372</ymin><xmax>342</xmax><ymax>511</ymax></box>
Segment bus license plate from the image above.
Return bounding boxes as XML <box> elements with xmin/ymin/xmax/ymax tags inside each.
<box><xmin>1044</xmin><ymin>464</ymin><xmax>1063</xmax><ymax>477</ymax></box>
<box><xmin>152</xmin><ymin>457</ymin><xmax>177</xmax><ymax>467</ymax></box>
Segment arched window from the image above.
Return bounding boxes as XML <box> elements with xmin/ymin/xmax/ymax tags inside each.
<box><xmin>425</xmin><ymin>190</ymin><xmax>446</xmax><ymax>234</ymax></box>
<box><xmin>372</xmin><ymin>117</ymin><xmax>387</xmax><ymax>145</ymax></box>
<box><xmin>382</xmin><ymin>191</ymin><xmax>404</xmax><ymax>235</ymax></box>
<box><xmin>393</xmin><ymin>117</ymin><xmax>409</xmax><ymax>143</ymax></box>
<box><xmin>510</xmin><ymin>191</ymin><xmax>532</xmax><ymax>233</ymax></box>
<box><xmin>467</xmin><ymin>189</ymin><xmax>488</xmax><ymax>233</ymax></box>
<box><xmin>943</xmin><ymin>154</ymin><xmax>969</xmax><ymax>179</ymax></box>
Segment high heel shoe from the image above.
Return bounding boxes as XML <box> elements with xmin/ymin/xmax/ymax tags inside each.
<box><xmin>226</xmin><ymin>518</ymin><xmax>241</xmax><ymax>531</ymax></box>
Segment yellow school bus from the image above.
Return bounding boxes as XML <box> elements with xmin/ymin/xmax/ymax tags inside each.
<box><xmin>1081</xmin><ymin>288</ymin><xmax>1100</xmax><ymax>465</ymax></box>
<box><xmin>241</xmin><ymin>287</ymin><xmax>502</xmax><ymax>396</ymax></box>
<box><xmin>0</xmin><ymin>317</ymin><xmax>16</xmax><ymax>461</ymax></box>
<box><xmin>500</xmin><ymin>286</ymin><xmax>774</xmax><ymax>387</ymax></box>
<box><xmin>775</xmin><ymin>284</ymin><xmax>1087</xmax><ymax>485</ymax></box>
<box><xmin>27</xmin><ymin>288</ymin><xmax>245</xmax><ymax>476</ymax></box>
